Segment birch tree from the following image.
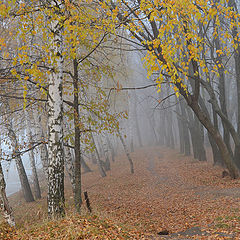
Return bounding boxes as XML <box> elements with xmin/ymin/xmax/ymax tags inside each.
<box><xmin>47</xmin><ymin>0</ymin><xmax>65</xmax><ymax>218</ymax></box>
<box><xmin>0</xmin><ymin>140</ymin><xmax>15</xmax><ymax>227</ymax></box>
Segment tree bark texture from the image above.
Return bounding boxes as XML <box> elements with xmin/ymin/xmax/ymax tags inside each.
<box><xmin>0</xmin><ymin>156</ymin><xmax>15</xmax><ymax>227</ymax></box>
<box><xmin>47</xmin><ymin>0</ymin><xmax>65</xmax><ymax>218</ymax></box>
<box><xmin>73</xmin><ymin>58</ymin><xmax>82</xmax><ymax>213</ymax></box>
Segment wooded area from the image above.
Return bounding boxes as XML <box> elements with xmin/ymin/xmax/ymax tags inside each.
<box><xmin>0</xmin><ymin>0</ymin><xmax>240</xmax><ymax>239</ymax></box>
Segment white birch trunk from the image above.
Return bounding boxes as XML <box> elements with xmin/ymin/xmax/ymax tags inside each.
<box><xmin>0</xmin><ymin>139</ymin><xmax>15</xmax><ymax>227</ymax></box>
<box><xmin>47</xmin><ymin>0</ymin><xmax>65</xmax><ymax>218</ymax></box>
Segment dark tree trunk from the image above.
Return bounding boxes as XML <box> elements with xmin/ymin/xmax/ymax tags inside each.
<box><xmin>91</xmin><ymin>133</ymin><xmax>106</xmax><ymax>177</ymax></box>
<box><xmin>215</xmin><ymin>36</ymin><xmax>233</xmax><ymax>159</ymax></box>
<box><xmin>82</xmin><ymin>158</ymin><xmax>92</xmax><ymax>173</ymax></box>
<box><xmin>133</xmin><ymin>92</ymin><xmax>143</xmax><ymax>147</ymax></box>
<box><xmin>91</xmin><ymin>153</ymin><xmax>97</xmax><ymax>165</ymax></box>
<box><xmin>165</xmin><ymin>88</ymin><xmax>174</xmax><ymax>148</ymax></box>
<box><xmin>167</xmin><ymin>109</ymin><xmax>175</xmax><ymax>149</ymax></box>
<box><xmin>102</xmin><ymin>137</ymin><xmax>111</xmax><ymax>171</ymax></box>
<box><xmin>198</xmin><ymin>96</ymin><xmax>223</xmax><ymax>165</ymax></box>
<box><xmin>130</xmin><ymin>138</ymin><xmax>134</xmax><ymax>152</ymax></box>
<box><xmin>64</xmin><ymin>145</ymin><xmax>75</xmax><ymax>190</ymax></box>
<box><xmin>197</xmin><ymin>120</ymin><xmax>207</xmax><ymax>161</ymax></box>
<box><xmin>106</xmin><ymin>136</ymin><xmax>115</xmax><ymax>162</ymax></box>
<box><xmin>228</xmin><ymin>0</ymin><xmax>240</xmax><ymax>134</ymax></box>
<box><xmin>176</xmin><ymin>100</ymin><xmax>185</xmax><ymax>153</ymax></box>
<box><xmin>179</xmin><ymin>99</ymin><xmax>191</xmax><ymax>156</ymax></box>
<box><xmin>187</xmin><ymin>106</ymin><xmax>206</xmax><ymax>161</ymax></box>
<box><xmin>73</xmin><ymin>58</ymin><xmax>82</xmax><ymax>213</ymax></box>
<box><xmin>161</xmin><ymin>111</ymin><xmax>167</xmax><ymax>146</ymax></box>
<box><xmin>8</xmin><ymin>126</ymin><xmax>34</xmax><ymax>202</ymax></box>
<box><xmin>212</xmin><ymin>107</ymin><xmax>224</xmax><ymax>165</ymax></box>
<box><xmin>186</xmin><ymin>98</ymin><xmax>239</xmax><ymax>178</ymax></box>
<box><xmin>228</xmin><ymin>0</ymin><xmax>240</xmax><ymax>168</ymax></box>
<box><xmin>186</xmin><ymin>107</ymin><xmax>198</xmax><ymax>159</ymax></box>
<box><xmin>118</xmin><ymin>130</ymin><xmax>134</xmax><ymax>174</ymax></box>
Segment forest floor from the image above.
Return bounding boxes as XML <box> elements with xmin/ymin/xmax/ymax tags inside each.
<box><xmin>1</xmin><ymin>146</ymin><xmax>240</xmax><ymax>239</ymax></box>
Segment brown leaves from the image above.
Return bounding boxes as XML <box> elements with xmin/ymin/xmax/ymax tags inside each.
<box><xmin>7</xmin><ymin>147</ymin><xmax>240</xmax><ymax>239</ymax></box>
<box><xmin>0</xmin><ymin>222</ymin><xmax>15</xmax><ymax>240</ymax></box>
<box><xmin>79</xmin><ymin>147</ymin><xmax>240</xmax><ymax>238</ymax></box>
<box><xmin>12</xmin><ymin>214</ymin><xmax>144</xmax><ymax>239</ymax></box>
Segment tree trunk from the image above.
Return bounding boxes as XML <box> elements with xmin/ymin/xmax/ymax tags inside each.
<box><xmin>167</xmin><ymin>108</ymin><xmax>175</xmax><ymax>149</ymax></box>
<box><xmin>189</xmin><ymin>101</ymin><xmax>239</xmax><ymax>178</ymax></box>
<box><xmin>228</xmin><ymin>0</ymin><xmax>240</xmax><ymax>134</ymax></box>
<box><xmin>180</xmin><ymin>98</ymin><xmax>191</xmax><ymax>156</ymax></box>
<box><xmin>91</xmin><ymin>133</ymin><xmax>106</xmax><ymax>177</ymax></box>
<box><xmin>0</xmin><ymin>140</ymin><xmax>15</xmax><ymax>227</ymax></box>
<box><xmin>186</xmin><ymin>107</ymin><xmax>198</xmax><ymax>159</ymax></box>
<box><xmin>177</xmin><ymin>76</ymin><xmax>239</xmax><ymax>178</ymax></box>
<box><xmin>7</xmin><ymin>125</ymin><xmax>34</xmax><ymax>202</ymax></box>
<box><xmin>82</xmin><ymin>158</ymin><xmax>92</xmax><ymax>173</ymax></box>
<box><xmin>64</xmin><ymin>145</ymin><xmax>75</xmax><ymax>191</ymax></box>
<box><xmin>73</xmin><ymin>58</ymin><xmax>82</xmax><ymax>213</ymax></box>
<box><xmin>118</xmin><ymin>130</ymin><xmax>134</xmax><ymax>174</ymax></box>
<box><xmin>133</xmin><ymin>92</ymin><xmax>143</xmax><ymax>147</ymax></box>
<box><xmin>212</xmin><ymin>107</ymin><xmax>224</xmax><ymax>165</ymax></box>
<box><xmin>181</xmin><ymin>64</ymin><xmax>236</xmax><ymax>173</ymax></box>
<box><xmin>196</xmin><ymin>120</ymin><xmax>207</xmax><ymax>161</ymax></box>
<box><xmin>176</xmin><ymin>100</ymin><xmax>185</xmax><ymax>153</ymax></box>
<box><xmin>25</xmin><ymin>110</ymin><xmax>41</xmax><ymax>199</ymax></box>
<box><xmin>198</xmin><ymin>96</ymin><xmax>223</xmax><ymax>165</ymax></box>
<box><xmin>165</xmin><ymin>88</ymin><xmax>174</xmax><ymax>148</ymax></box>
<box><xmin>130</xmin><ymin>138</ymin><xmax>134</xmax><ymax>152</ymax></box>
<box><xmin>187</xmin><ymin>105</ymin><xmax>206</xmax><ymax>161</ymax></box>
<box><xmin>91</xmin><ymin>152</ymin><xmax>97</xmax><ymax>164</ymax></box>
<box><xmin>201</xmin><ymin>78</ymin><xmax>240</xmax><ymax>167</ymax></box>
<box><xmin>102</xmin><ymin>137</ymin><xmax>111</xmax><ymax>171</ymax></box>
<box><xmin>47</xmin><ymin>0</ymin><xmax>65</xmax><ymax>218</ymax></box>
<box><xmin>228</xmin><ymin>0</ymin><xmax>240</xmax><ymax>168</ymax></box>
<box><xmin>106</xmin><ymin>136</ymin><xmax>115</xmax><ymax>162</ymax></box>
<box><xmin>34</xmin><ymin>113</ymin><xmax>48</xmax><ymax>179</ymax></box>
<box><xmin>215</xmin><ymin>36</ymin><xmax>233</xmax><ymax>159</ymax></box>
<box><xmin>128</xmin><ymin>97</ymin><xmax>135</xmax><ymax>152</ymax></box>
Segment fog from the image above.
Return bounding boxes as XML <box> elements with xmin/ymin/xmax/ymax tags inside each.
<box><xmin>2</xmin><ymin>51</ymin><xmax>173</xmax><ymax>196</ymax></box>
<box><xmin>3</xmin><ymin>153</ymin><xmax>41</xmax><ymax>196</ymax></box>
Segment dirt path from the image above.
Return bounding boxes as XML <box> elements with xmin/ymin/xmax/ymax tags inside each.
<box><xmin>82</xmin><ymin>147</ymin><xmax>240</xmax><ymax>239</ymax></box>
<box><xmin>146</xmin><ymin>149</ymin><xmax>240</xmax><ymax>199</ymax></box>
<box><xmin>144</xmin><ymin>149</ymin><xmax>239</xmax><ymax>239</ymax></box>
